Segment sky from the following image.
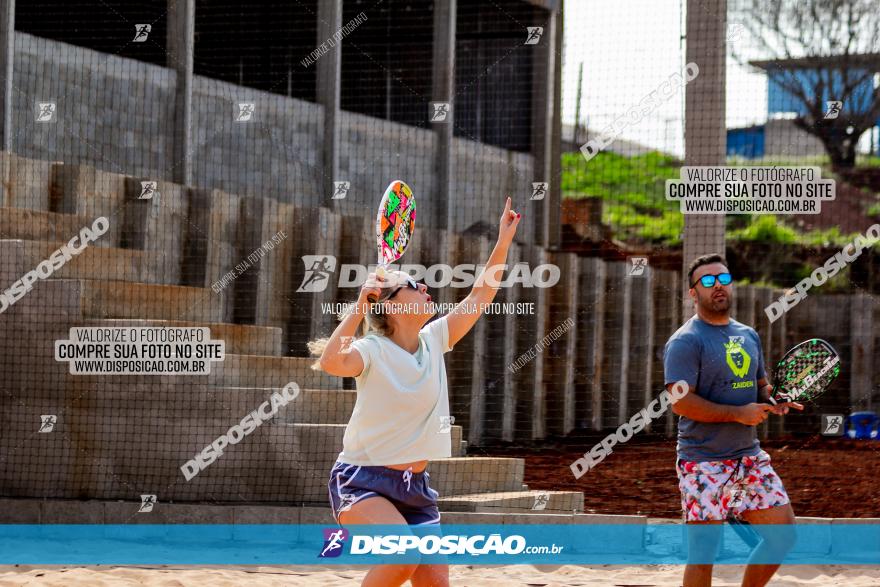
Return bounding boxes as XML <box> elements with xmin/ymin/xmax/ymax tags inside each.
<box><xmin>560</xmin><ymin>0</ymin><xmax>771</xmax><ymax>157</ymax></box>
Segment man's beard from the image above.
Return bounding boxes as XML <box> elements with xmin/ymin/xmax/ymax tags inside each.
<box><xmin>702</xmin><ymin>292</ymin><xmax>730</xmax><ymax>313</ymax></box>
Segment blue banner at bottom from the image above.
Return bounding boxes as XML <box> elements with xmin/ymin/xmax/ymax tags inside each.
<box><xmin>0</xmin><ymin>524</ymin><xmax>877</xmax><ymax>565</ymax></box>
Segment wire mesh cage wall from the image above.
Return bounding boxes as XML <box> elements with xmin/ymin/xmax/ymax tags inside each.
<box><xmin>0</xmin><ymin>0</ymin><xmax>878</xmax><ymax>524</ymax></box>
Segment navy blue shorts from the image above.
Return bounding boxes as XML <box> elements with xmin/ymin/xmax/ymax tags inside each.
<box><xmin>327</xmin><ymin>461</ymin><xmax>441</xmax><ymax>526</ymax></box>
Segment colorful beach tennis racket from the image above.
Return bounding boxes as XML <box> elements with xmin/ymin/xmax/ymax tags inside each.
<box><xmin>369</xmin><ymin>180</ymin><xmax>416</xmax><ymax>302</ymax></box>
<box><xmin>765</xmin><ymin>338</ymin><xmax>840</xmax><ymax>405</ymax></box>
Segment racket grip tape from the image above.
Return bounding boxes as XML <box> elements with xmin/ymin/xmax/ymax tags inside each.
<box><xmin>367</xmin><ymin>265</ymin><xmax>387</xmax><ymax>304</ymax></box>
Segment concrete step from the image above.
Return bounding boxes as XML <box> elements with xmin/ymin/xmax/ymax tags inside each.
<box><xmin>0</xmin><ymin>389</ymin><xmax>536</xmax><ymax>504</ymax></box>
<box><xmin>206</xmin><ymin>387</ymin><xmax>466</xmax><ymax>456</ymax></box>
<box><xmin>278</xmin><ymin>388</ymin><xmax>467</xmax><ymax>457</ymax></box>
<box><xmin>0</xmin><ymin>239</ymin><xmax>166</xmax><ymax>284</ymax></box>
<box><xmin>437</xmin><ymin>490</ymin><xmax>584</xmax><ymax>514</ymax></box>
<box><xmin>0</xmin><ymin>417</ymin><xmax>473</xmax><ymax>502</ymax></box>
<box><xmin>0</xmin><ymin>327</ymin><xmax>338</xmax><ymax>397</ymax></box>
<box><xmin>78</xmin><ymin>319</ymin><xmax>283</xmax><ymax>357</ymax></box>
<box><xmin>0</xmin><ymin>383</ymin><xmax>465</xmax><ymax>458</ymax></box>
<box><xmin>0</xmin><ymin>153</ymin><xmax>54</xmax><ymax>211</ymax></box>
<box><xmin>428</xmin><ymin>457</ymin><xmax>525</xmax><ymax>496</ymax></box>
<box><xmin>277</xmin><ymin>449</ymin><xmax>523</xmax><ymax>501</ymax></box>
<box><xmin>295</xmin><ymin>506</ymin><xmax>642</xmax><ymax>527</ymax></box>
<box><xmin>0</xmin><ymin>207</ymin><xmax>111</xmax><ymax>246</ymax></box>
<box><xmin>207</xmin><ymin>355</ymin><xmax>341</xmax><ymax>390</ymax></box>
<box><xmin>0</xmin><ymin>499</ymin><xmax>642</xmax><ymax>531</ymax></box>
<box><xmin>278</xmin><ymin>388</ymin><xmax>356</xmax><ymax>424</ymax></box>
<box><xmin>156</xmin><ymin>384</ymin><xmax>464</xmax><ymax>444</ymax></box>
<box><xmin>77</xmin><ymin>279</ymin><xmax>224</xmax><ymax>322</ymax></box>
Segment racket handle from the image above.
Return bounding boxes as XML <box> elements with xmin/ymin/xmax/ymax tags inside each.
<box><xmin>728</xmin><ymin>518</ymin><xmax>761</xmax><ymax>548</ymax></box>
<box><xmin>367</xmin><ymin>265</ymin><xmax>386</xmax><ymax>304</ymax></box>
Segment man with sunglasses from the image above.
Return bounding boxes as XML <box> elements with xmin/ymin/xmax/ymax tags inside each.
<box><xmin>663</xmin><ymin>254</ymin><xmax>801</xmax><ymax>587</ymax></box>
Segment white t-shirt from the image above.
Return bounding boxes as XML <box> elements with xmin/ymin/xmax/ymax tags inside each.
<box><xmin>338</xmin><ymin>315</ymin><xmax>455</xmax><ymax>466</ymax></box>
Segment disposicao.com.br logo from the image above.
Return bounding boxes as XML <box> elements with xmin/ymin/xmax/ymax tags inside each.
<box><xmin>319</xmin><ymin>528</ymin><xmax>349</xmax><ymax>558</ymax></box>
<box><xmin>318</xmin><ymin>528</ymin><xmax>563</xmax><ymax>559</ymax></box>
<box><xmin>297</xmin><ymin>255</ymin><xmax>560</xmax><ymax>292</ymax></box>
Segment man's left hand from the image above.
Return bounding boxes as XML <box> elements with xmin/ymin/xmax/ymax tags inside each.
<box><xmin>768</xmin><ymin>401</ymin><xmax>804</xmax><ymax>415</ymax></box>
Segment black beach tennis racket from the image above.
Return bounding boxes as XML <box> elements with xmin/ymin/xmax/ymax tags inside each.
<box><xmin>729</xmin><ymin>338</ymin><xmax>841</xmax><ymax>548</ymax></box>
<box><xmin>765</xmin><ymin>338</ymin><xmax>840</xmax><ymax>405</ymax></box>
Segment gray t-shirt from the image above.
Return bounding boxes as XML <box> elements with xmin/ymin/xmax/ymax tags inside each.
<box><xmin>663</xmin><ymin>316</ymin><xmax>766</xmax><ymax>462</ymax></box>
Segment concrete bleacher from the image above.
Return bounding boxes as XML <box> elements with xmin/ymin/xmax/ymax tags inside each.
<box><xmin>0</xmin><ymin>152</ymin><xmax>592</xmax><ymax>522</ymax></box>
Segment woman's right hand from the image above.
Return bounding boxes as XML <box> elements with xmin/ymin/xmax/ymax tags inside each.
<box><xmin>359</xmin><ymin>271</ymin><xmax>385</xmax><ymax>304</ymax></box>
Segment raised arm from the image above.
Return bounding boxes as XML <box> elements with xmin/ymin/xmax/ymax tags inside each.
<box><xmin>318</xmin><ymin>272</ymin><xmax>385</xmax><ymax>377</ymax></box>
<box><xmin>445</xmin><ymin>197</ymin><xmax>521</xmax><ymax>349</ymax></box>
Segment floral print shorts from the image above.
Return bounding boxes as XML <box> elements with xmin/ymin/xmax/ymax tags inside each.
<box><xmin>676</xmin><ymin>450</ymin><xmax>790</xmax><ymax>522</ymax></box>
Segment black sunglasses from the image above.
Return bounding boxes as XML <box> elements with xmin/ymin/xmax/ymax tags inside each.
<box><xmin>691</xmin><ymin>272</ymin><xmax>733</xmax><ymax>288</ymax></box>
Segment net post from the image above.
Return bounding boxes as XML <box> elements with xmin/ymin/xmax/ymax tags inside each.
<box><xmin>167</xmin><ymin>0</ymin><xmax>194</xmax><ymax>186</ymax></box>
<box><xmin>432</xmin><ymin>0</ymin><xmax>456</xmax><ymax>232</ymax></box>
<box><xmin>682</xmin><ymin>0</ymin><xmax>727</xmax><ymax>317</ymax></box>
<box><xmin>547</xmin><ymin>0</ymin><xmax>563</xmax><ymax>249</ymax></box>
<box><xmin>316</xmin><ymin>0</ymin><xmax>342</xmax><ymax>208</ymax></box>
<box><xmin>530</xmin><ymin>4</ymin><xmax>557</xmax><ymax>247</ymax></box>
<box><xmin>0</xmin><ymin>0</ymin><xmax>13</xmax><ymax>153</ymax></box>
<box><xmin>850</xmin><ymin>293</ymin><xmax>875</xmax><ymax>411</ymax></box>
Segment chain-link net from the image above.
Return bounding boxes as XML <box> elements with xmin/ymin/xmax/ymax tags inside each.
<box><xmin>0</xmin><ymin>0</ymin><xmax>878</xmax><ymax>539</ymax></box>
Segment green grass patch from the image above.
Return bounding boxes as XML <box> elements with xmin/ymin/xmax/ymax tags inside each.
<box><xmin>563</xmin><ymin>150</ymin><xmax>880</xmax><ymax>246</ymax></box>
<box><xmin>562</xmin><ymin>151</ymin><xmax>682</xmax><ymax>244</ymax></box>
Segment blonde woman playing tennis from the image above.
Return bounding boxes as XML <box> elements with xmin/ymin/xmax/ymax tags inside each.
<box><xmin>314</xmin><ymin>197</ymin><xmax>521</xmax><ymax>587</ymax></box>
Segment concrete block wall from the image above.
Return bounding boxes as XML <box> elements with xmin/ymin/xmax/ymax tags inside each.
<box><xmin>3</xmin><ymin>151</ymin><xmax>858</xmax><ymax>508</ymax></box>
<box><xmin>0</xmin><ymin>158</ymin><xmax>820</xmax><ymax>449</ymax></box>
<box><xmin>338</xmin><ymin>109</ymin><xmax>436</xmax><ymax>214</ymax></box>
<box><xmin>0</xmin><ymin>155</ymin><xmax>561</xmax><ymax>507</ymax></box>
<box><xmin>15</xmin><ymin>34</ymin><xmax>175</xmax><ymax>179</ymax></box>
<box><xmin>338</xmin><ymin>110</ymin><xmax>536</xmax><ymax>241</ymax></box>
<box><xmin>10</xmin><ymin>31</ymin><xmax>533</xmax><ymax>243</ymax></box>
<box><xmin>191</xmin><ymin>75</ymin><xmax>322</xmax><ymax>201</ymax></box>
<box><xmin>452</xmin><ymin>140</ymin><xmax>535</xmax><ymax>238</ymax></box>
<box><xmin>576</xmin><ymin>257</ymin><xmax>607</xmax><ymax>431</ymax></box>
